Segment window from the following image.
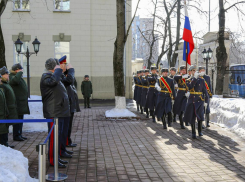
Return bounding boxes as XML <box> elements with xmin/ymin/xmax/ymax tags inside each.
<box><xmin>54</xmin><ymin>42</ymin><xmax>70</xmax><ymax>63</ymax></box>
<box><xmin>13</xmin><ymin>42</ymin><xmax>29</xmax><ymax>77</ymax></box>
<box><xmin>54</xmin><ymin>0</ymin><xmax>70</xmax><ymax>11</ymax></box>
<box><xmin>13</xmin><ymin>0</ymin><xmax>30</xmax><ymax>11</ymax></box>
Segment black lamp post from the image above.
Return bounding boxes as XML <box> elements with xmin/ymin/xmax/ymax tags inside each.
<box><xmin>14</xmin><ymin>37</ymin><xmax>41</xmax><ymax>98</ymax></box>
<box><xmin>202</xmin><ymin>47</ymin><xmax>213</xmax><ymax>75</ymax></box>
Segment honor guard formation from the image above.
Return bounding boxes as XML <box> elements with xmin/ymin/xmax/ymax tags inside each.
<box><xmin>133</xmin><ymin>64</ymin><xmax>212</xmax><ymax>139</ymax></box>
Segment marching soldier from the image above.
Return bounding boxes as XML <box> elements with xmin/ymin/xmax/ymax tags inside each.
<box><xmin>199</xmin><ymin>66</ymin><xmax>212</xmax><ymax>127</ymax></box>
<box><xmin>155</xmin><ymin>68</ymin><xmax>175</xmax><ymax>129</ymax></box>
<box><xmin>169</xmin><ymin>67</ymin><xmax>177</xmax><ymax>122</ymax></box>
<box><xmin>184</xmin><ymin>65</ymin><xmax>209</xmax><ymax>139</ymax></box>
<box><xmin>173</xmin><ymin>66</ymin><xmax>189</xmax><ymax>129</ymax></box>
<box><xmin>136</xmin><ymin>70</ymin><xmax>143</xmax><ymax>113</ymax></box>
<box><xmin>145</xmin><ymin>65</ymin><xmax>158</xmax><ymax>122</ymax></box>
<box><xmin>169</xmin><ymin>67</ymin><xmax>177</xmax><ymax>78</ymax></box>
<box><xmin>133</xmin><ymin>72</ymin><xmax>139</xmax><ymax>104</ymax></box>
<box><xmin>141</xmin><ymin>69</ymin><xmax>150</xmax><ymax>117</ymax></box>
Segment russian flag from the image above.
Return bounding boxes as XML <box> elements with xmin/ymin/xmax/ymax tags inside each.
<box><xmin>182</xmin><ymin>3</ymin><xmax>194</xmax><ymax>65</ymax></box>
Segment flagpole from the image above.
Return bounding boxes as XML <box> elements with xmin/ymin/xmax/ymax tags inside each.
<box><xmin>184</xmin><ymin>0</ymin><xmax>188</xmax><ymax>72</ymax></box>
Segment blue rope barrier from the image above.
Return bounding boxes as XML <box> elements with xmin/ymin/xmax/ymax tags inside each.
<box><xmin>28</xmin><ymin>100</ymin><xmax>42</xmax><ymax>102</ymax></box>
<box><xmin>0</xmin><ymin>119</ymin><xmax>53</xmax><ymax>123</ymax></box>
<box><xmin>44</xmin><ymin>124</ymin><xmax>54</xmax><ymax>144</ymax></box>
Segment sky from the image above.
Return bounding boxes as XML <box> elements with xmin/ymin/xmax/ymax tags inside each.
<box><xmin>131</xmin><ymin>0</ymin><xmax>245</xmax><ymax>44</ymax></box>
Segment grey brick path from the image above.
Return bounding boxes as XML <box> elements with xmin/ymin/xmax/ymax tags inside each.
<box><xmin>7</xmin><ymin>105</ymin><xmax>245</xmax><ymax>182</ymax></box>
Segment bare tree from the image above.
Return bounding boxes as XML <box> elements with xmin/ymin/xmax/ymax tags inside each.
<box><xmin>113</xmin><ymin>0</ymin><xmax>140</xmax><ymax>107</ymax></box>
<box><xmin>0</xmin><ymin>0</ymin><xmax>8</xmax><ymax>68</ymax></box>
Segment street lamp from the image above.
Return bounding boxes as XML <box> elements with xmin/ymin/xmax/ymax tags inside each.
<box><xmin>14</xmin><ymin>37</ymin><xmax>41</xmax><ymax>98</ymax></box>
<box><xmin>202</xmin><ymin>47</ymin><xmax>213</xmax><ymax>75</ymax></box>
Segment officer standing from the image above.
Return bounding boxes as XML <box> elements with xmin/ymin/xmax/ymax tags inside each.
<box><xmin>155</xmin><ymin>68</ymin><xmax>175</xmax><ymax>129</ymax></box>
<box><xmin>199</xmin><ymin>66</ymin><xmax>212</xmax><ymax>127</ymax></box>
<box><xmin>141</xmin><ymin>69</ymin><xmax>150</xmax><ymax>118</ymax></box>
<box><xmin>145</xmin><ymin>65</ymin><xmax>158</xmax><ymax>122</ymax></box>
<box><xmin>136</xmin><ymin>70</ymin><xmax>143</xmax><ymax>114</ymax></box>
<box><xmin>184</xmin><ymin>65</ymin><xmax>209</xmax><ymax>139</ymax></box>
<box><xmin>173</xmin><ymin>66</ymin><xmax>189</xmax><ymax>129</ymax></box>
<box><xmin>133</xmin><ymin>72</ymin><xmax>139</xmax><ymax>104</ymax></box>
<box><xmin>9</xmin><ymin>63</ymin><xmax>30</xmax><ymax>141</ymax></box>
<box><xmin>0</xmin><ymin>66</ymin><xmax>18</xmax><ymax>148</ymax></box>
<box><xmin>0</xmin><ymin>75</ymin><xmax>9</xmax><ymax>147</ymax></box>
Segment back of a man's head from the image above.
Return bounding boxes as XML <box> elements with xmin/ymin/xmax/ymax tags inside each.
<box><xmin>45</xmin><ymin>58</ymin><xmax>57</xmax><ymax>71</ymax></box>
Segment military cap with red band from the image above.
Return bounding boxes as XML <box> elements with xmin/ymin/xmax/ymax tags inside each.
<box><xmin>59</xmin><ymin>55</ymin><xmax>67</xmax><ymax>64</ymax></box>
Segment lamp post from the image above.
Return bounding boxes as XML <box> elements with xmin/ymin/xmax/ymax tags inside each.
<box><xmin>202</xmin><ymin>47</ymin><xmax>213</xmax><ymax>75</ymax></box>
<box><xmin>14</xmin><ymin>37</ymin><xmax>41</xmax><ymax>98</ymax></box>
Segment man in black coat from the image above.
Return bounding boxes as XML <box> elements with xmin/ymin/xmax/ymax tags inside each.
<box><xmin>40</xmin><ymin>58</ymin><xmax>70</xmax><ymax>168</ymax></box>
<box><xmin>9</xmin><ymin>63</ymin><xmax>30</xmax><ymax>141</ymax></box>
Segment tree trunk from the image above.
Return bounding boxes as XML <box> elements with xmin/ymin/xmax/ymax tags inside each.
<box><xmin>171</xmin><ymin>0</ymin><xmax>181</xmax><ymax>68</ymax></box>
<box><xmin>113</xmin><ymin>0</ymin><xmax>126</xmax><ymax>97</ymax></box>
<box><xmin>215</xmin><ymin>0</ymin><xmax>227</xmax><ymax>95</ymax></box>
<box><xmin>0</xmin><ymin>0</ymin><xmax>8</xmax><ymax>68</ymax></box>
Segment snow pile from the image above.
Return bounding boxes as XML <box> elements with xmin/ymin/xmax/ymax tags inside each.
<box><xmin>0</xmin><ymin>145</ymin><xmax>38</xmax><ymax>182</ymax></box>
<box><xmin>210</xmin><ymin>96</ymin><xmax>245</xmax><ymax>139</ymax></box>
<box><xmin>105</xmin><ymin>108</ymin><xmax>137</xmax><ymax>118</ymax></box>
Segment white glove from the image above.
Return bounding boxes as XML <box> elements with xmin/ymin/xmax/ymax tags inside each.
<box><xmin>204</xmin><ymin>103</ymin><xmax>208</xmax><ymax>107</ymax></box>
<box><xmin>174</xmin><ymin>84</ymin><xmax>178</xmax><ymax>88</ymax></box>
<box><xmin>199</xmin><ymin>72</ymin><xmax>205</xmax><ymax>77</ymax></box>
<box><xmin>185</xmin><ymin>92</ymin><xmax>190</xmax><ymax>98</ymax></box>
<box><xmin>194</xmin><ymin>72</ymin><xmax>199</xmax><ymax>79</ymax></box>
<box><xmin>155</xmin><ymin>82</ymin><xmax>161</xmax><ymax>92</ymax></box>
<box><xmin>172</xmin><ymin>100</ymin><xmax>175</xmax><ymax>106</ymax></box>
<box><xmin>182</xmin><ymin>74</ymin><xmax>189</xmax><ymax>79</ymax></box>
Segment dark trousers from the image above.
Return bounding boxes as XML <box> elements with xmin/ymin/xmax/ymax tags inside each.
<box><xmin>13</xmin><ymin>115</ymin><xmax>23</xmax><ymax>139</ymax></box>
<box><xmin>0</xmin><ymin>133</ymin><xmax>8</xmax><ymax>146</ymax></box>
<box><xmin>61</xmin><ymin>117</ymin><xmax>70</xmax><ymax>155</ymax></box>
<box><xmin>84</xmin><ymin>97</ymin><xmax>90</xmax><ymax>107</ymax></box>
<box><xmin>47</xmin><ymin>118</ymin><xmax>64</xmax><ymax>165</ymax></box>
<box><xmin>67</xmin><ymin>112</ymin><xmax>74</xmax><ymax>145</ymax></box>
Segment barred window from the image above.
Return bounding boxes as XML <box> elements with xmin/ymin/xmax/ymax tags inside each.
<box><xmin>13</xmin><ymin>0</ymin><xmax>30</xmax><ymax>11</ymax></box>
<box><xmin>54</xmin><ymin>0</ymin><xmax>70</xmax><ymax>11</ymax></box>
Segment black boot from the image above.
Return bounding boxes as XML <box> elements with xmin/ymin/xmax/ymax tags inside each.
<box><xmin>179</xmin><ymin>113</ymin><xmax>185</xmax><ymax>129</ymax></box>
<box><xmin>162</xmin><ymin>116</ymin><xmax>167</xmax><ymax>129</ymax></box>
<box><xmin>137</xmin><ymin>104</ymin><xmax>139</xmax><ymax>112</ymax></box>
<box><xmin>173</xmin><ymin>114</ymin><xmax>176</xmax><ymax>122</ymax></box>
<box><xmin>167</xmin><ymin>112</ymin><xmax>172</xmax><ymax>127</ymax></box>
<box><xmin>146</xmin><ymin>109</ymin><xmax>149</xmax><ymax>118</ymax></box>
<box><xmin>140</xmin><ymin>106</ymin><xmax>143</xmax><ymax>114</ymax></box>
<box><xmin>206</xmin><ymin>114</ymin><xmax>210</xmax><ymax>127</ymax></box>
<box><xmin>152</xmin><ymin>116</ymin><xmax>156</xmax><ymax>123</ymax></box>
<box><xmin>191</xmin><ymin>124</ymin><xmax>197</xmax><ymax>139</ymax></box>
<box><xmin>181</xmin><ymin>112</ymin><xmax>189</xmax><ymax>126</ymax></box>
<box><xmin>198</xmin><ymin>121</ymin><xmax>204</xmax><ymax>136</ymax></box>
<box><xmin>150</xmin><ymin>110</ymin><xmax>154</xmax><ymax>117</ymax></box>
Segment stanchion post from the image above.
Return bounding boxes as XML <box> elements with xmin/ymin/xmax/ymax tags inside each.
<box><xmin>38</xmin><ymin>143</ymin><xmax>46</xmax><ymax>182</ymax></box>
<box><xmin>46</xmin><ymin>118</ymin><xmax>68</xmax><ymax>181</ymax></box>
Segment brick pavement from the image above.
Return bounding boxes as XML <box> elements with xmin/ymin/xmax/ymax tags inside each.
<box><xmin>7</xmin><ymin>104</ymin><xmax>245</xmax><ymax>182</ymax></box>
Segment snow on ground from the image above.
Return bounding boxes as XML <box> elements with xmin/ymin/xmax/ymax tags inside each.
<box><xmin>0</xmin><ymin>145</ymin><xmax>38</xmax><ymax>182</ymax></box>
<box><xmin>210</xmin><ymin>95</ymin><xmax>245</xmax><ymax>139</ymax></box>
<box><xmin>9</xmin><ymin>95</ymin><xmax>47</xmax><ymax>133</ymax></box>
<box><xmin>105</xmin><ymin>108</ymin><xmax>137</xmax><ymax>118</ymax></box>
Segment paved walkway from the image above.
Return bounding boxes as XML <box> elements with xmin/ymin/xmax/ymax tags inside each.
<box><xmin>8</xmin><ymin>104</ymin><xmax>245</xmax><ymax>182</ymax></box>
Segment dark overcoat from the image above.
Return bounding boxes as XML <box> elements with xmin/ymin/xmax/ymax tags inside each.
<box><xmin>0</xmin><ymin>79</ymin><xmax>18</xmax><ymax>120</ymax></box>
<box><xmin>184</xmin><ymin>77</ymin><xmax>209</xmax><ymax>125</ymax></box>
<box><xmin>173</xmin><ymin>75</ymin><xmax>189</xmax><ymax>115</ymax></box>
<box><xmin>155</xmin><ymin>76</ymin><xmax>175</xmax><ymax>119</ymax></box>
<box><xmin>145</xmin><ymin>74</ymin><xmax>158</xmax><ymax>110</ymax></box>
<box><xmin>133</xmin><ymin>76</ymin><xmax>138</xmax><ymax>101</ymax></box>
<box><xmin>141</xmin><ymin>75</ymin><xmax>149</xmax><ymax>107</ymax></box>
<box><xmin>136</xmin><ymin>76</ymin><xmax>142</xmax><ymax>105</ymax></box>
<box><xmin>0</xmin><ymin>88</ymin><xmax>8</xmax><ymax>134</ymax></box>
<box><xmin>81</xmin><ymin>80</ymin><xmax>93</xmax><ymax>98</ymax></box>
<box><xmin>202</xmin><ymin>75</ymin><xmax>212</xmax><ymax>114</ymax></box>
<box><xmin>9</xmin><ymin>70</ymin><xmax>30</xmax><ymax>115</ymax></box>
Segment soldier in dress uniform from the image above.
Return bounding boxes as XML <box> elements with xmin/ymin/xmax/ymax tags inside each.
<box><xmin>145</xmin><ymin>65</ymin><xmax>158</xmax><ymax>122</ymax></box>
<box><xmin>133</xmin><ymin>71</ymin><xmax>139</xmax><ymax>104</ymax></box>
<box><xmin>184</xmin><ymin>65</ymin><xmax>209</xmax><ymax>139</ymax></box>
<box><xmin>169</xmin><ymin>67</ymin><xmax>177</xmax><ymax>78</ymax></box>
<box><xmin>141</xmin><ymin>69</ymin><xmax>150</xmax><ymax>117</ymax></box>
<box><xmin>155</xmin><ymin>68</ymin><xmax>175</xmax><ymax>129</ymax></box>
<box><xmin>169</xmin><ymin>67</ymin><xmax>177</xmax><ymax>122</ymax></box>
<box><xmin>199</xmin><ymin>66</ymin><xmax>212</xmax><ymax>127</ymax></box>
<box><xmin>136</xmin><ymin>70</ymin><xmax>143</xmax><ymax>113</ymax></box>
<box><xmin>173</xmin><ymin>66</ymin><xmax>189</xmax><ymax>129</ymax></box>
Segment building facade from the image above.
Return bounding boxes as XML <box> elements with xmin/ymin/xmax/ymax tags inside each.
<box><xmin>132</xmin><ymin>16</ymin><xmax>159</xmax><ymax>67</ymax></box>
<box><xmin>2</xmin><ymin>0</ymin><xmax>133</xmax><ymax>99</ymax></box>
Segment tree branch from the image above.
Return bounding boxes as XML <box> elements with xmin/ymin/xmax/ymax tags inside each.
<box><xmin>225</xmin><ymin>1</ymin><xmax>245</xmax><ymax>12</ymax></box>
